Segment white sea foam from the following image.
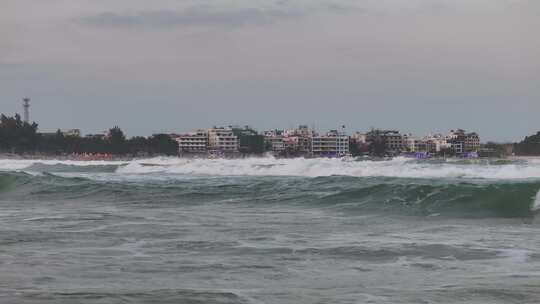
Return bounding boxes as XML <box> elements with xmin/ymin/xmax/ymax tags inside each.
<box><xmin>111</xmin><ymin>156</ymin><xmax>540</xmax><ymax>180</ymax></box>
<box><xmin>497</xmin><ymin>248</ymin><xmax>532</xmax><ymax>263</ymax></box>
<box><xmin>0</xmin><ymin>158</ymin><xmax>125</xmax><ymax>171</ymax></box>
<box><xmin>532</xmin><ymin>190</ymin><xmax>540</xmax><ymax>211</ymax></box>
<box><xmin>2</xmin><ymin>156</ymin><xmax>540</xmax><ymax>180</ymax></box>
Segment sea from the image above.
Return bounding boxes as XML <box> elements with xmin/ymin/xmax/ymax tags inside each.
<box><xmin>1</xmin><ymin>156</ymin><xmax>540</xmax><ymax>303</ymax></box>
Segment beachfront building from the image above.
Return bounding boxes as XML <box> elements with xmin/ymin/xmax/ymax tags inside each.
<box><xmin>403</xmin><ymin>135</ymin><xmax>428</xmax><ymax>153</ymax></box>
<box><xmin>416</xmin><ymin>140</ymin><xmax>436</xmax><ymax>153</ymax></box>
<box><xmin>465</xmin><ymin>132</ymin><xmax>480</xmax><ymax>152</ymax></box>
<box><xmin>39</xmin><ymin>129</ymin><xmax>79</xmax><ymax>137</ymax></box>
<box><xmin>425</xmin><ymin>134</ymin><xmax>451</xmax><ymax>153</ymax></box>
<box><xmin>311</xmin><ymin>130</ymin><xmax>349</xmax><ymax>157</ymax></box>
<box><xmin>208</xmin><ymin>127</ymin><xmax>239</xmax><ymax>153</ymax></box>
<box><xmin>264</xmin><ymin>130</ymin><xmax>285</xmax><ymax>153</ymax></box>
<box><xmin>268</xmin><ymin>137</ymin><xmax>285</xmax><ymax>153</ymax></box>
<box><xmin>403</xmin><ymin>134</ymin><xmax>450</xmax><ymax>154</ymax></box>
<box><xmin>364</xmin><ymin>129</ymin><xmax>463</xmax><ymax>156</ymax></box>
<box><xmin>447</xmin><ymin>129</ymin><xmax>480</xmax><ymax>154</ymax></box>
<box><xmin>284</xmin><ymin>125</ymin><xmax>313</xmax><ymax>154</ymax></box>
<box><xmin>174</xmin><ymin>130</ymin><xmax>209</xmax><ymax>154</ymax></box>
<box><xmin>383</xmin><ymin>131</ymin><xmax>405</xmax><ymax>153</ymax></box>
<box><xmin>403</xmin><ymin>134</ymin><xmax>417</xmax><ymax>152</ymax></box>
<box><xmin>279</xmin><ymin>135</ymin><xmax>311</xmax><ymax>156</ymax></box>
<box><xmin>364</xmin><ymin>130</ymin><xmax>405</xmax><ymax>155</ymax></box>
<box><xmin>349</xmin><ymin>132</ymin><xmax>370</xmax><ymax>156</ymax></box>
<box><xmin>284</xmin><ymin>125</ymin><xmax>313</xmax><ymax>138</ymax></box>
<box><xmin>264</xmin><ymin>126</ymin><xmax>313</xmax><ymax>156</ymax></box>
<box><xmin>85</xmin><ymin>132</ymin><xmax>108</xmax><ymax>140</ymax></box>
<box><xmin>351</xmin><ymin>132</ymin><xmax>367</xmax><ymax>144</ymax></box>
<box><xmin>63</xmin><ymin>129</ymin><xmax>81</xmax><ymax>137</ymax></box>
<box><xmin>451</xmin><ymin>141</ymin><xmax>464</xmax><ymax>154</ymax></box>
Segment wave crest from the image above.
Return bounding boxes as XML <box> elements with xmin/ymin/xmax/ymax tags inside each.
<box><xmin>3</xmin><ymin>157</ymin><xmax>540</xmax><ymax>180</ymax></box>
<box><xmin>1</xmin><ymin>171</ymin><xmax>539</xmax><ymax>218</ymax></box>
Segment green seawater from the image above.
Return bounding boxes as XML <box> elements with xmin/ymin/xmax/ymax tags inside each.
<box><xmin>1</xmin><ymin>158</ymin><xmax>540</xmax><ymax>303</ymax></box>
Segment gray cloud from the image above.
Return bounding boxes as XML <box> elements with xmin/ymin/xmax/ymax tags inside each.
<box><xmin>3</xmin><ymin>0</ymin><xmax>539</xmax><ymax>141</ymax></box>
<box><xmin>79</xmin><ymin>7</ymin><xmax>301</xmax><ymax>29</ymax></box>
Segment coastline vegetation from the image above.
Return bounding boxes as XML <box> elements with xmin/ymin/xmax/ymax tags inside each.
<box><xmin>0</xmin><ymin>114</ymin><xmax>178</xmax><ymax>157</ymax></box>
<box><xmin>514</xmin><ymin>132</ymin><xmax>540</xmax><ymax>156</ymax></box>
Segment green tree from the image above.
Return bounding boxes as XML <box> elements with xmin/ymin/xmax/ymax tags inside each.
<box><xmin>108</xmin><ymin>126</ymin><xmax>127</xmax><ymax>155</ymax></box>
<box><xmin>515</xmin><ymin>131</ymin><xmax>540</xmax><ymax>156</ymax></box>
<box><xmin>148</xmin><ymin>134</ymin><xmax>178</xmax><ymax>156</ymax></box>
<box><xmin>0</xmin><ymin>114</ymin><xmax>39</xmax><ymax>153</ymax></box>
<box><xmin>232</xmin><ymin>127</ymin><xmax>265</xmax><ymax>155</ymax></box>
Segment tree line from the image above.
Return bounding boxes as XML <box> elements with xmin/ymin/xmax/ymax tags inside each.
<box><xmin>0</xmin><ymin>114</ymin><xmax>178</xmax><ymax>156</ymax></box>
<box><xmin>514</xmin><ymin>131</ymin><xmax>540</xmax><ymax>156</ymax></box>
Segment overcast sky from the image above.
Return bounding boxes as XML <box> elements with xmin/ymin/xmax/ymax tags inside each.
<box><xmin>1</xmin><ymin>0</ymin><xmax>538</xmax><ymax>141</ymax></box>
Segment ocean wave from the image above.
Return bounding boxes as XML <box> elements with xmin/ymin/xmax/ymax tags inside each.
<box><xmin>18</xmin><ymin>289</ymin><xmax>249</xmax><ymax>304</ymax></box>
<box><xmin>24</xmin><ymin>162</ymin><xmax>122</xmax><ymax>173</ymax></box>
<box><xmin>1</xmin><ymin>171</ymin><xmax>539</xmax><ymax>218</ymax></box>
<box><xmin>313</xmin><ymin>178</ymin><xmax>540</xmax><ymax>218</ymax></box>
<box><xmin>0</xmin><ymin>159</ymin><xmax>125</xmax><ymax>172</ymax></box>
<box><xmin>2</xmin><ymin>156</ymin><xmax>540</xmax><ymax>180</ymax></box>
<box><xmin>115</xmin><ymin>157</ymin><xmax>540</xmax><ymax>180</ymax></box>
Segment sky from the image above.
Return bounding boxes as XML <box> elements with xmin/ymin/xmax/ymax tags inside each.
<box><xmin>1</xmin><ymin>0</ymin><xmax>539</xmax><ymax>141</ymax></box>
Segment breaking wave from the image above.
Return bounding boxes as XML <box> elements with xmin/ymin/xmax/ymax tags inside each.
<box><xmin>2</xmin><ymin>156</ymin><xmax>540</xmax><ymax>179</ymax></box>
<box><xmin>1</xmin><ymin>170</ymin><xmax>540</xmax><ymax>218</ymax></box>
<box><xmin>0</xmin><ymin>159</ymin><xmax>125</xmax><ymax>172</ymax></box>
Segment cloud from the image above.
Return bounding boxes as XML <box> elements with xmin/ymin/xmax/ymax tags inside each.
<box><xmin>3</xmin><ymin>0</ymin><xmax>539</xmax><ymax>141</ymax></box>
<box><xmin>79</xmin><ymin>6</ymin><xmax>301</xmax><ymax>29</ymax></box>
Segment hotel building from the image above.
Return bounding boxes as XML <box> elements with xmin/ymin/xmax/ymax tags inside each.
<box><xmin>311</xmin><ymin>130</ymin><xmax>349</xmax><ymax>157</ymax></box>
<box><xmin>208</xmin><ymin>127</ymin><xmax>239</xmax><ymax>153</ymax></box>
<box><xmin>175</xmin><ymin>130</ymin><xmax>209</xmax><ymax>154</ymax></box>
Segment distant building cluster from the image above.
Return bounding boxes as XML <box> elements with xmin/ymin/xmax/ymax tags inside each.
<box><xmin>170</xmin><ymin>125</ymin><xmax>482</xmax><ymax>158</ymax></box>
<box><xmin>40</xmin><ymin>129</ymin><xmax>82</xmax><ymax>138</ymax></box>
<box><xmin>351</xmin><ymin>128</ymin><xmax>481</xmax><ymax>157</ymax></box>
<box><xmin>171</xmin><ymin>127</ymin><xmax>241</xmax><ymax>157</ymax></box>
<box><xmin>10</xmin><ymin>98</ymin><xmax>512</xmax><ymax>158</ymax></box>
<box><xmin>262</xmin><ymin>125</ymin><xmax>348</xmax><ymax>157</ymax></box>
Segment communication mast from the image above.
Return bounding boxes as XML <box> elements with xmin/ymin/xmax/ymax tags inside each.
<box><xmin>23</xmin><ymin>98</ymin><xmax>30</xmax><ymax>123</ymax></box>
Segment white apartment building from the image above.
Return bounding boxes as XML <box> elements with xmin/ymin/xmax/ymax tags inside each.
<box><xmin>403</xmin><ymin>134</ymin><xmax>418</xmax><ymax>152</ymax></box>
<box><xmin>403</xmin><ymin>133</ymin><xmax>449</xmax><ymax>153</ymax></box>
<box><xmin>425</xmin><ymin>134</ymin><xmax>451</xmax><ymax>152</ymax></box>
<box><xmin>267</xmin><ymin>136</ymin><xmax>285</xmax><ymax>152</ymax></box>
<box><xmin>175</xmin><ymin>130</ymin><xmax>209</xmax><ymax>153</ymax></box>
<box><xmin>451</xmin><ymin>141</ymin><xmax>464</xmax><ymax>154</ymax></box>
<box><xmin>285</xmin><ymin>125</ymin><xmax>313</xmax><ymax>137</ymax></box>
<box><xmin>263</xmin><ymin>130</ymin><xmax>285</xmax><ymax>153</ymax></box>
<box><xmin>208</xmin><ymin>127</ymin><xmax>239</xmax><ymax>152</ymax></box>
<box><xmin>63</xmin><ymin>129</ymin><xmax>81</xmax><ymax>137</ymax></box>
<box><xmin>311</xmin><ymin>130</ymin><xmax>349</xmax><ymax>157</ymax></box>
<box><xmin>447</xmin><ymin>129</ymin><xmax>480</xmax><ymax>153</ymax></box>
<box><xmin>283</xmin><ymin>136</ymin><xmax>299</xmax><ymax>151</ymax></box>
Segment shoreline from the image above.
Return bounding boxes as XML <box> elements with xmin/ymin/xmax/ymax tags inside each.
<box><xmin>2</xmin><ymin>153</ymin><xmax>540</xmax><ymax>162</ymax></box>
